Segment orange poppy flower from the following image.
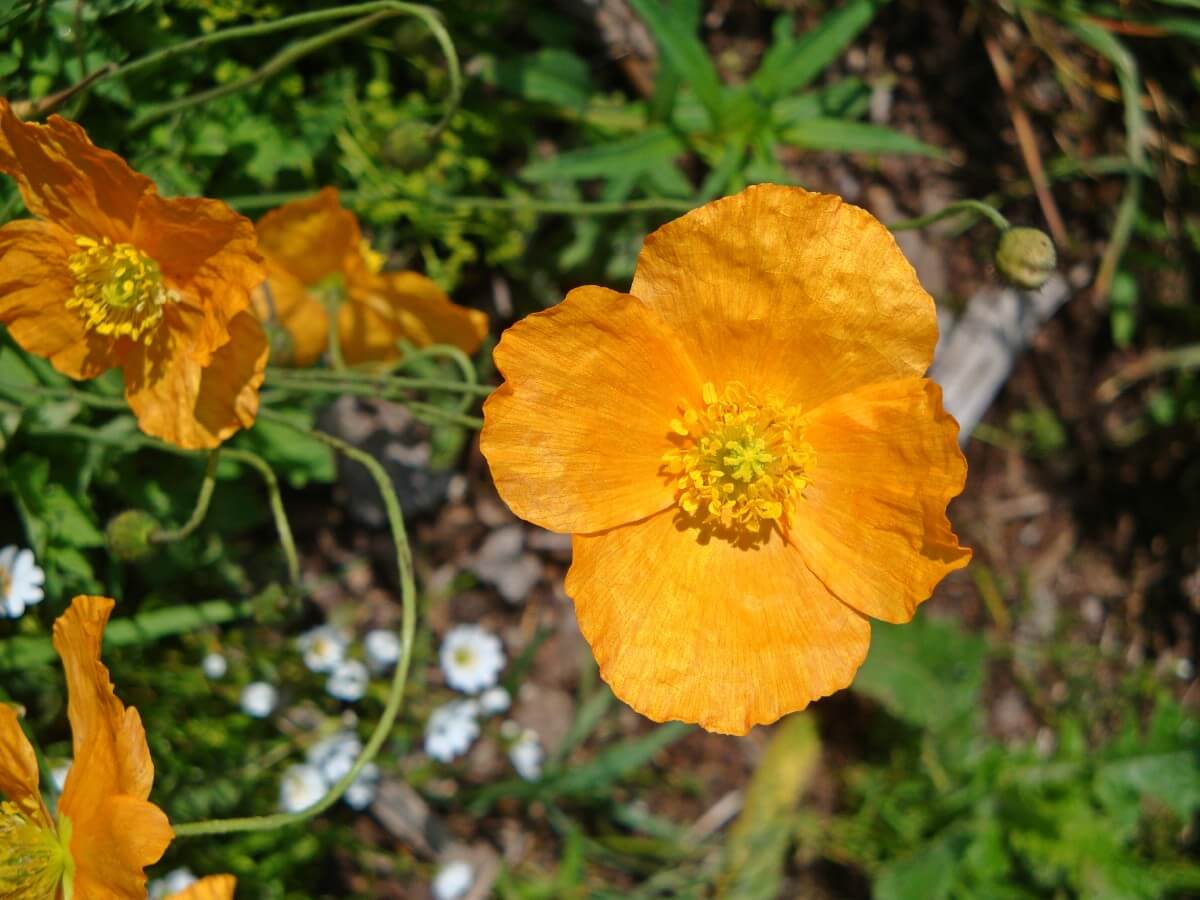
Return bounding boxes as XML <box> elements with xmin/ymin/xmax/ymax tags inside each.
<box><xmin>251</xmin><ymin>188</ymin><xmax>488</xmax><ymax>367</ymax></box>
<box><xmin>168</xmin><ymin>874</ymin><xmax>237</xmax><ymax>899</ymax></box>
<box><xmin>481</xmin><ymin>185</ymin><xmax>971</xmax><ymax>735</ymax></box>
<box><xmin>0</xmin><ymin>98</ymin><xmax>267</xmax><ymax>449</ymax></box>
<box><xmin>0</xmin><ymin>595</ymin><xmax>172</xmax><ymax>896</ymax></box>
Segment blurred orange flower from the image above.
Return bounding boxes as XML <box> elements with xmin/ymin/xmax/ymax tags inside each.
<box><xmin>0</xmin><ymin>99</ymin><xmax>268</xmax><ymax>449</ymax></box>
<box><xmin>169</xmin><ymin>874</ymin><xmax>238</xmax><ymax>899</ymax></box>
<box><xmin>0</xmin><ymin>595</ymin><xmax>172</xmax><ymax>897</ymax></box>
<box><xmin>252</xmin><ymin>188</ymin><xmax>487</xmax><ymax>367</ymax></box>
<box><xmin>481</xmin><ymin>185</ymin><xmax>971</xmax><ymax>735</ymax></box>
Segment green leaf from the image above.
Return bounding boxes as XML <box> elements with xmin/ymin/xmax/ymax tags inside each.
<box><xmin>753</xmin><ymin>0</ymin><xmax>888</xmax><ymax>99</ymax></box>
<box><xmin>874</xmin><ymin>831</ymin><xmax>964</xmax><ymax>900</ymax></box>
<box><xmin>488</xmin><ymin>48</ymin><xmax>595</xmax><ymax>111</ymax></box>
<box><xmin>0</xmin><ymin>599</ymin><xmax>252</xmax><ymax>671</ymax></box>
<box><xmin>521</xmin><ymin>126</ymin><xmax>687</xmax><ymax>182</ymax></box>
<box><xmin>1099</xmin><ymin>751</ymin><xmax>1200</xmax><ymax>820</ymax></box>
<box><xmin>718</xmin><ymin>714</ymin><xmax>821</xmax><ymax>900</ymax></box>
<box><xmin>780</xmin><ymin>119</ymin><xmax>947</xmax><ymax>157</ymax></box>
<box><xmin>854</xmin><ymin>614</ymin><xmax>986</xmax><ymax>731</ymax></box>
<box><xmin>235</xmin><ymin>412</ymin><xmax>335</xmax><ymax>488</ymax></box>
<box><xmin>770</xmin><ymin>79</ymin><xmax>870</xmax><ymax>128</ymax></box>
<box><xmin>627</xmin><ymin>0</ymin><xmax>725</xmax><ymax>127</ymax></box>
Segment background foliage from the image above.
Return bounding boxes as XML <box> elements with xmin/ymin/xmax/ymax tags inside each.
<box><xmin>1</xmin><ymin>0</ymin><xmax>1198</xmax><ymax>897</ymax></box>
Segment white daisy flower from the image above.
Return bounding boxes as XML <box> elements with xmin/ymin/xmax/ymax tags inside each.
<box><xmin>479</xmin><ymin>686</ymin><xmax>511</xmax><ymax>716</ymax></box>
<box><xmin>279</xmin><ymin>763</ymin><xmax>327</xmax><ymax>813</ymax></box>
<box><xmin>344</xmin><ymin>761</ymin><xmax>380</xmax><ymax>811</ymax></box>
<box><xmin>509</xmin><ymin>728</ymin><xmax>544</xmax><ymax>781</ymax></box>
<box><xmin>148</xmin><ymin>868</ymin><xmax>197</xmax><ymax>899</ymax></box>
<box><xmin>424</xmin><ymin>700</ymin><xmax>480</xmax><ymax>762</ymax></box>
<box><xmin>432</xmin><ymin>860</ymin><xmax>474</xmax><ymax>900</ymax></box>
<box><xmin>364</xmin><ymin>628</ymin><xmax>402</xmax><ymax>672</ymax></box>
<box><xmin>326</xmin><ymin>659</ymin><xmax>369</xmax><ymax>702</ymax></box>
<box><xmin>201</xmin><ymin>651</ymin><xmax>228</xmax><ymax>679</ymax></box>
<box><xmin>298</xmin><ymin>624</ymin><xmax>349</xmax><ymax>674</ymax></box>
<box><xmin>439</xmin><ymin>624</ymin><xmax>504</xmax><ymax>694</ymax></box>
<box><xmin>240</xmin><ymin>681</ymin><xmax>278</xmax><ymax>718</ymax></box>
<box><xmin>0</xmin><ymin>545</ymin><xmax>44</xmax><ymax>619</ymax></box>
<box><xmin>307</xmin><ymin>731</ymin><xmax>362</xmax><ymax>784</ymax></box>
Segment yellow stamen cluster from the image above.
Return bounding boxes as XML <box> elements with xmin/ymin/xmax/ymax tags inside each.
<box><xmin>66</xmin><ymin>236</ymin><xmax>173</xmax><ymax>341</ymax></box>
<box><xmin>0</xmin><ymin>802</ymin><xmax>65</xmax><ymax>899</ymax></box>
<box><xmin>359</xmin><ymin>239</ymin><xmax>385</xmax><ymax>275</ymax></box>
<box><xmin>663</xmin><ymin>382</ymin><xmax>813</xmax><ymax>536</ymax></box>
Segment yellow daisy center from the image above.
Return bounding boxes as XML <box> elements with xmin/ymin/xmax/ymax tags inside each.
<box><xmin>662</xmin><ymin>382</ymin><xmax>813</xmax><ymax>538</ymax></box>
<box><xmin>66</xmin><ymin>237</ymin><xmax>174</xmax><ymax>341</ymax></box>
<box><xmin>0</xmin><ymin>802</ymin><xmax>66</xmax><ymax>900</ymax></box>
<box><xmin>452</xmin><ymin>646</ymin><xmax>475</xmax><ymax>668</ymax></box>
<box><xmin>0</xmin><ymin>563</ymin><xmax>11</xmax><ymax>598</ymax></box>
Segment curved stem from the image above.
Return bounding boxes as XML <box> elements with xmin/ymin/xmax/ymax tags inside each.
<box><xmin>151</xmin><ymin>449</ymin><xmax>219</xmax><ymax>544</ymax></box>
<box><xmin>173</xmin><ymin>413</ymin><xmax>417</xmax><ymax>837</ymax></box>
<box><xmin>887</xmin><ymin>199</ymin><xmax>1011</xmax><ymax>233</ymax></box>
<box><xmin>394</xmin><ymin>343</ymin><xmax>480</xmax><ymax>415</ymax></box>
<box><xmin>267</xmin><ymin>367</ymin><xmax>492</xmax><ymax>397</ymax></box>
<box><xmin>222</xmin><ymin>448</ymin><xmax>301</xmax><ymax>588</ymax></box>
<box><xmin>0</xmin><ymin>382</ymin><xmax>128</xmax><ymax>411</ymax></box>
<box><xmin>91</xmin><ymin>3</ymin><xmax>462</xmax><ymax>135</ymax></box>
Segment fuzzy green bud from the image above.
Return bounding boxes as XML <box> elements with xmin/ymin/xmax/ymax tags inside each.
<box><xmin>995</xmin><ymin>227</ymin><xmax>1056</xmax><ymax>290</ymax></box>
<box><xmin>105</xmin><ymin>510</ymin><xmax>161</xmax><ymax>562</ymax></box>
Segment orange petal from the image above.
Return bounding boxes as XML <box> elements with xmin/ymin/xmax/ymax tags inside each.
<box><xmin>168</xmin><ymin>875</ymin><xmax>238</xmax><ymax>900</ymax></box>
<box><xmin>69</xmin><ymin>794</ymin><xmax>173</xmax><ymax>900</ymax></box>
<box><xmin>630</xmin><ymin>184</ymin><xmax>938</xmax><ymax>409</ymax></box>
<box><xmin>339</xmin><ymin>271</ymin><xmax>488</xmax><ymax>364</ymax></box>
<box><xmin>0</xmin><ymin>704</ymin><xmax>51</xmax><ymax>828</ymax></box>
<box><xmin>791</xmin><ymin>377</ymin><xmax>971</xmax><ymax>624</ymax></box>
<box><xmin>567</xmin><ymin>511</ymin><xmax>871</xmax><ymax>735</ymax></box>
<box><xmin>123</xmin><ymin>310</ymin><xmax>268</xmax><ymax>449</ymax></box>
<box><xmin>0</xmin><ymin>99</ymin><xmax>152</xmax><ymax>240</ymax></box>
<box><xmin>54</xmin><ymin>597</ymin><xmax>172</xmax><ymax>897</ymax></box>
<box><xmin>54</xmin><ymin>597</ymin><xmax>154</xmax><ymax>805</ymax></box>
<box><xmin>254</xmin><ymin>187</ymin><xmax>361</xmax><ymax>287</ymax></box>
<box><xmin>481</xmin><ymin>285</ymin><xmax>702</xmax><ymax>534</ymax></box>
<box><xmin>252</xmin><ymin>257</ymin><xmax>328</xmax><ymax>367</ymax></box>
<box><xmin>0</xmin><ymin>218</ymin><xmax>113</xmax><ymax>379</ymax></box>
<box><xmin>133</xmin><ymin>193</ymin><xmax>264</xmax><ymax>355</ymax></box>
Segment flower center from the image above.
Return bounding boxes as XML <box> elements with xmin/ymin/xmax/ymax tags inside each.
<box><xmin>452</xmin><ymin>647</ymin><xmax>476</xmax><ymax>669</ymax></box>
<box><xmin>0</xmin><ymin>803</ymin><xmax>66</xmax><ymax>899</ymax></box>
<box><xmin>0</xmin><ymin>563</ymin><xmax>11</xmax><ymax>599</ymax></box>
<box><xmin>662</xmin><ymin>382</ymin><xmax>813</xmax><ymax>537</ymax></box>
<box><xmin>66</xmin><ymin>237</ymin><xmax>174</xmax><ymax>341</ymax></box>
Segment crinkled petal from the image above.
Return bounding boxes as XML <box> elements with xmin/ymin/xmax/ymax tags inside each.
<box><xmin>567</xmin><ymin>511</ymin><xmax>872</xmax><ymax>735</ymax></box>
<box><xmin>253</xmin><ymin>187</ymin><xmax>360</xmax><ymax>287</ymax></box>
<box><xmin>54</xmin><ymin>597</ymin><xmax>172</xmax><ymax>897</ymax></box>
<box><xmin>123</xmin><ymin>310</ymin><xmax>268</xmax><ymax>449</ymax></box>
<box><xmin>629</xmin><ymin>184</ymin><xmax>938</xmax><ymax>409</ymax></box>
<box><xmin>69</xmin><ymin>794</ymin><xmax>172</xmax><ymax>900</ymax></box>
<box><xmin>133</xmin><ymin>192</ymin><xmax>264</xmax><ymax>361</ymax></box>
<box><xmin>253</xmin><ymin>257</ymin><xmax>327</xmax><ymax>367</ymax></box>
<box><xmin>168</xmin><ymin>875</ymin><xmax>238</xmax><ymax>900</ymax></box>
<box><xmin>0</xmin><ymin>218</ymin><xmax>113</xmax><ymax>379</ymax></box>
<box><xmin>0</xmin><ymin>704</ymin><xmax>51</xmax><ymax>828</ymax></box>
<box><xmin>0</xmin><ymin>99</ymin><xmax>152</xmax><ymax>240</ymax></box>
<box><xmin>791</xmin><ymin>377</ymin><xmax>971</xmax><ymax>623</ymax></box>
<box><xmin>481</xmin><ymin>285</ymin><xmax>703</xmax><ymax>534</ymax></box>
<box><xmin>339</xmin><ymin>271</ymin><xmax>488</xmax><ymax>364</ymax></box>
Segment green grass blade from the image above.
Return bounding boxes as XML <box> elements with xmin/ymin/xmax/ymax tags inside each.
<box><xmin>753</xmin><ymin>0</ymin><xmax>889</xmax><ymax>99</ymax></box>
<box><xmin>628</xmin><ymin>0</ymin><xmax>725</xmax><ymax>127</ymax></box>
<box><xmin>780</xmin><ymin>118</ymin><xmax>947</xmax><ymax>158</ymax></box>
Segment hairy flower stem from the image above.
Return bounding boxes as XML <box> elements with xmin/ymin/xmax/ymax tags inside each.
<box><xmin>151</xmin><ymin>449</ymin><xmax>219</xmax><ymax>544</ymax></box>
<box><xmin>887</xmin><ymin>199</ymin><xmax>1011</xmax><ymax>234</ymax></box>
<box><xmin>173</xmin><ymin>413</ymin><xmax>417</xmax><ymax>837</ymax></box>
